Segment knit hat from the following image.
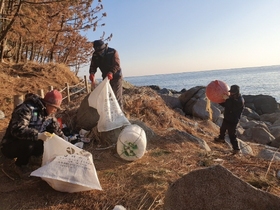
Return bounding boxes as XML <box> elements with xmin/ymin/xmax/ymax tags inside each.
<box><xmin>229</xmin><ymin>85</ymin><xmax>240</xmax><ymax>94</ymax></box>
<box><xmin>43</xmin><ymin>90</ymin><xmax>62</xmax><ymax>109</ymax></box>
<box><xmin>93</xmin><ymin>40</ymin><xmax>106</xmax><ymax>52</ymax></box>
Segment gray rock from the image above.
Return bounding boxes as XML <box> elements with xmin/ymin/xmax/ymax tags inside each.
<box><xmin>242</xmin><ymin>127</ymin><xmax>275</xmax><ymax>144</ymax></box>
<box><xmin>269</xmin><ymin>136</ymin><xmax>280</xmax><ymax>148</ymax></box>
<box><xmin>260</xmin><ymin>112</ymin><xmax>280</xmax><ymax>124</ymax></box>
<box><xmin>160</xmin><ymin>94</ymin><xmax>183</xmax><ymax>109</ymax></box>
<box><xmin>164</xmin><ymin>165</ymin><xmax>280</xmax><ymax>210</ymax></box>
<box><xmin>243</xmin><ymin>95</ymin><xmax>278</xmax><ymax>115</ymax></box>
<box><xmin>268</xmin><ymin>125</ymin><xmax>280</xmax><ymax>139</ymax></box>
<box><xmin>76</xmin><ymin>94</ymin><xmax>99</xmax><ymax>131</ymax></box>
<box><xmin>242</xmin><ymin>107</ymin><xmax>260</xmax><ymax>120</ymax></box>
<box><xmin>257</xmin><ymin>148</ymin><xmax>280</xmax><ymax>161</ymax></box>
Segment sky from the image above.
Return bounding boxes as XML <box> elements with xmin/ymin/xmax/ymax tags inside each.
<box><xmin>79</xmin><ymin>0</ymin><xmax>280</xmax><ymax>78</ymax></box>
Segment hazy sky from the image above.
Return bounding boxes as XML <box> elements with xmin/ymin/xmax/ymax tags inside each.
<box><xmin>80</xmin><ymin>0</ymin><xmax>280</xmax><ymax>78</ymax></box>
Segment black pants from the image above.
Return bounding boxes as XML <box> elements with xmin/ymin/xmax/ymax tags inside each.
<box><xmin>1</xmin><ymin>139</ymin><xmax>43</xmax><ymax>166</ymax></box>
<box><xmin>218</xmin><ymin>120</ymin><xmax>239</xmax><ymax>150</ymax></box>
<box><xmin>110</xmin><ymin>77</ymin><xmax>123</xmax><ymax>110</ymax></box>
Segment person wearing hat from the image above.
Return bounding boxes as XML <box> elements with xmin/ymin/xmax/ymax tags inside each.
<box><xmin>214</xmin><ymin>85</ymin><xmax>245</xmax><ymax>154</ymax></box>
<box><xmin>89</xmin><ymin>40</ymin><xmax>124</xmax><ymax>109</ymax></box>
<box><xmin>0</xmin><ymin>90</ymin><xmax>65</xmax><ymax>176</ymax></box>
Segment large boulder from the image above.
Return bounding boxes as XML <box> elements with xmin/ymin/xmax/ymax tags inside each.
<box><xmin>192</xmin><ymin>98</ymin><xmax>221</xmax><ymax>122</ymax></box>
<box><xmin>242</xmin><ymin>127</ymin><xmax>275</xmax><ymax>144</ymax></box>
<box><xmin>179</xmin><ymin>86</ymin><xmax>205</xmax><ymax>115</ymax></box>
<box><xmin>257</xmin><ymin>148</ymin><xmax>280</xmax><ymax>161</ymax></box>
<box><xmin>160</xmin><ymin>94</ymin><xmax>183</xmax><ymax>109</ymax></box>
<box><xmin>163</xmin><ymin>165</ymin><xmax>280</xmax><ymax>210</ymax></box>
<box><xmin>260</xmin><ymin>112</ymin><xmax>280</xmax><ymax>124</ymax></box>
<box><xmin>179</xmin><ymin>86</ymin><xmax>221</xmax><ymax>121</ymax></box>
<box><xmin>269</xmin><ymin>136</ymin><xmax>280</xmax><ymax>148</ymax></box>
<box><xmin>75</xmin><ymin>94</ymin><xmax>99</xmax><ymax>131</ymax></box>
<box><xmin>242</xmin><ymin>107</ymin><xmax>260</xmax><ymax>120</ymax></box>
<box><xmin>243</xmin><ymin>95</ymin><xmax>279</xmax><ymax>115</ymax></box>
<box><xmin>269</xmin><ymin>125</ymin><xmax>280</xmax><ymax>139</ymax></box>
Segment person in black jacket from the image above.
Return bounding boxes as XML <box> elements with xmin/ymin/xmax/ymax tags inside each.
<box><xmin>89</xmin><ymin>40</ymin><xmax>123</xmax><ymax>109</ymax></box>
<box><xmin>1</xmin><ymin>90</ymin><xmax>65</xmax><ymax>175</ymax></box>
<box><xmin>214</xmin><ymin>85</ymin><xmax>245</xmax><ymax>154</ymax></box>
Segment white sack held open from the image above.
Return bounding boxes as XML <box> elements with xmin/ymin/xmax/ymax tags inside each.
<box><xmin>117</xmin><ymin>124</ymin><xmax>147</xmax><ymax>161</ymax></box>
<box><xmin>31</xmin><ymin>134</ymin><xmax>102</xmax><ymax>193</ymax></box>
<box><xmin>88</xmin><ymin>77</ymin><xmax>130</xmax><ymax>132</ymax></box>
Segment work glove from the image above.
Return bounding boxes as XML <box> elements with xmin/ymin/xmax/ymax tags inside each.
<box><xmin>107</xmin><ymin>72</ymin><xmax>113</xmax><ymax>80</ymax></box>
<box><xmin>89</xmin><ymin>73</ymin><xmax>95</xmax><ymax>82</ymax></box>
<box><xmin>38</xmin><ymin>132</ymin><xmax>52</xmax><ymax>141</ymax></box>
<box><xmin>222</xmin><ymin>94</ymin><xmax>229</xmax><ymax>100</ymax></box>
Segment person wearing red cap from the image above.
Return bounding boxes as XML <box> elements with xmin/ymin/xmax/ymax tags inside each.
<box><xmin>0</xmin><ymin>90</ymin><xmax>65</xmax><ymax>177</ymax></box>
<box><xmin>89</xmin><ymin>40</ymin><xmax>123</xmax><ymax>109</ymax></box>
<box><xmin>214</xmin><ymin>85</ymin><xmax>245</xmax><ymax>154</ymax></box>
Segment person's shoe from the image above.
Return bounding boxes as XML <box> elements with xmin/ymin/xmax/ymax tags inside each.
<box><xmin>232</xmin><ymin>149</ymin><xmax>241</xmax><ymax>155</ymax></box>
<box><xmin>214</xmin><ymin>137</ymin><xmax>225</xmax><ymax>143</ymax></box>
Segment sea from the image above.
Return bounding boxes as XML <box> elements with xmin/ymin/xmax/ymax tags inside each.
<box><xmin>124</xmin><ymin>65</ymin><xmax>280</xmax><ymax>103</ymax></box>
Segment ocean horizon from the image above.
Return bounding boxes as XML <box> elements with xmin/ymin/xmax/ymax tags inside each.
<box><xmin>124</xmin><ymin>65</ymin><xmax>280</xmax><ymax>102</ymax></box>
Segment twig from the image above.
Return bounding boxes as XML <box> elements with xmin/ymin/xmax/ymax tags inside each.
<box><xmin>95</xmin><ymin>144</ymin><xmax>116</xmax><ymax>151</ymax></box>
<box><xmin>138</xmin><ymin>192</ymin><xmax>149</xmax><ymax>210</ymax></box>
<box><xmin>147</xmin><ymin>194</ymin><xmax>160</xmax><ymax>210</ymax></box>
<box><xmin>1</xmin><ymin>168</ymin><xmax>15</xmax><ymax>181</ymax></box>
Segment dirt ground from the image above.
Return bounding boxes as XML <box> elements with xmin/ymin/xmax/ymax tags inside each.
<box><xmin>0</xmin><ymin>62</ymin><xmax>280</xmax><ymax>210</ymax></box>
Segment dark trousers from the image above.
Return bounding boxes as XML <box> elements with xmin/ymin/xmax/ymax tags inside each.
<box><xmin>110</xmin><ymin>78</ymin><xmax>123</xmax><ymax>110</ymax></box>
<box><xmin>1</xmin><ymin>139</ymin><xmax>43</xmax><ymax>166</ymax></box>
<box><xmin>219</xmin><ymin>120</ymin><xmax>239</xmax><ymax>150</ymax></box>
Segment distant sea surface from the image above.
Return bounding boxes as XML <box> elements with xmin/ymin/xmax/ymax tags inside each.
<box><xmin>124</xmin><ymin>65</ymin><xmax>280</xmax><ymax>102</ymax></box>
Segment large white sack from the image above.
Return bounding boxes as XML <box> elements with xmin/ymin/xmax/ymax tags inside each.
<box><xmin>88</xmin><ymin>77</ymin><xmax>130</xmax><ymax>132</ymax></box>
<box><xmin>31</xmin><ymin>134</ymin><xmax>102</xmax><ymax>193</ymax></box>
<box><xmin>117</xmin><ymin>124</ymin><xmax>147</xmax><ymax>161</ymax></box>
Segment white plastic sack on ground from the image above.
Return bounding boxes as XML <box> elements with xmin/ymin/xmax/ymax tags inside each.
<box><xmin>117</xmin><ymin>124</ymin><xmax>147</xmax><ymax>161</ymax></box>
<box><xmin>88</xmin><ymin>77</ymin><xmax>130</xmax><ymax>132</ymax></box>
<box><xmin>30</xmin><ymin>134</ymin><xmax>102</xmax><ymax>193</ymax></box>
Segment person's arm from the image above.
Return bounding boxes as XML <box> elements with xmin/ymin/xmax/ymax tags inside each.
<box><xmin>42</xmin><ymin>117</ymin><xmax>65</xmax><ymax>138</ymax></box>
<box><xmin>89</xmin><ymin>54</ymin><xmax>98</xmax><ymax>75</ymax></box>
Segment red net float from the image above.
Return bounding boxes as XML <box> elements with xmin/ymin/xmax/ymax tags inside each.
<box><xmin>206</xmin><ymin>80</ymin><xmax>229</xmax><ymax>103</ymax></box>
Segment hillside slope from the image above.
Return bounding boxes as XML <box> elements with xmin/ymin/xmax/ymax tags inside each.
<box><xmin>0</xmin><ymin>62</ymin><xmax>280</xmax><ymax>209</ymax></box>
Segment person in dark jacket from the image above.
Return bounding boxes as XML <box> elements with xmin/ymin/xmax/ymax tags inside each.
<box><xmin>214</xmin><ymin>85</ymin><xmax>245</xmax><ymax>154</ymax></box>
<box><xmin>89</xmin><ymin>40</ymin><xmax>123</xmax><ymax>109</ymax></box>
<box><xmin>0</xmin><ymin>90</ymin><xmax>64</xmax><ymax>173</ymax></box>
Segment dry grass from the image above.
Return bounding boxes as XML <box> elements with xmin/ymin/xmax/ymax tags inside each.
<box><xmin>0</xmin><ymin>62</ymin><xmax>280</xmax><ymax>209</ymax></box>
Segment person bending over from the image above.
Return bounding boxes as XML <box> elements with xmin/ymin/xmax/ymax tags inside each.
<box><xmin>89</xmin><ymin>40</ymin><xmax>123</xmax><ymax>109</ymax></box>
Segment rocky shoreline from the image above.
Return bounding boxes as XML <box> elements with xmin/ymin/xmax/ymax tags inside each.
<box><xmin>147</xmin><ymin>85</ymin><xmax>280</xmax><ymax>161</ymax></box>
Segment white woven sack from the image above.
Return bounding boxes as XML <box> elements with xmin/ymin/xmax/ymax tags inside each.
<box><xmin>117</xmin><ymin>124</ymin><xmax>147</xmax><ymax>161</ymax></box>
<box><xmin>30</xmin><ymin>134</ymin><xmax>102</xmax><ymax>193</ymax></box>
<box><xmin>88</xmin><ymin>77</ymin><xmax>130</xmax><ymax>132</ymax></box>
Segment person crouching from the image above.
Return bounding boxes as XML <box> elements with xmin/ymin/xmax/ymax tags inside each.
<box><xmin>0</xmin><ymin>90</ymin><xmax>65</xmax><ymax>176</ymax></box>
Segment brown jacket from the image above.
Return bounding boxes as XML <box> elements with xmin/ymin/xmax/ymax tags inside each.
<box><xmin>89</xmin><ymin>47</ymin><xmax>121</xmax><ymax>79</ymax></box>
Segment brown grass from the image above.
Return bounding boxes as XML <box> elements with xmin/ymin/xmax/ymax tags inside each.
<box><xmin>0</xmin><ymin>62</ymin><xmax>280</xmax><ymax>209</ymax></box>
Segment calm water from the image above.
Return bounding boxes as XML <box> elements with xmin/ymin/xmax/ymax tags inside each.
<box><xmin>124</xmin><ymin>65</ymin><xmax>280</xmax><ymax>102</ymax></box>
